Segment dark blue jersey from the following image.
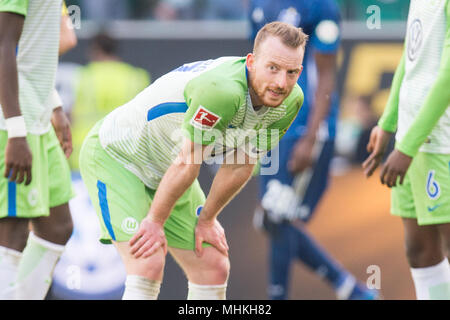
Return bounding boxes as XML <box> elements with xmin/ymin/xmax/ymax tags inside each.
<box><xmin>249</xmin><ymin>0</ymin><xmax>341</xmax><ymax>138</ymax></box>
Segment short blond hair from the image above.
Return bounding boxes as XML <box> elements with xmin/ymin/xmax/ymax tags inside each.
<box><xmin>253</xmin><ymin>21</ymin><xmax>308</xmax><ymax>55</ymax></box>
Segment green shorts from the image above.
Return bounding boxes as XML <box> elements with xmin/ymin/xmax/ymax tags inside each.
<box><xmin>79</xmin><ymin>121</ymin><xmax>207</xmax><ymax>250</ymax></box>
<box><xmin>391</xmin><ymin>152</ymin><xmax>450</xmax><ymax>225</ymax></box>
<box><xmin>0</xmin><ymin>127</ymin><xmax>74</xmax><ymax>218</ymax></box>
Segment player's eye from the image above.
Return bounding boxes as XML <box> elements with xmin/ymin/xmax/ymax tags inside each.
<box><xmin>268</xmin><ymin>65</ymin><xmax>278</xmax><ymax>72</ymax></box>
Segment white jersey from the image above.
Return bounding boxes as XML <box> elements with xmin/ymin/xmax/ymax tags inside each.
<box><xmin>0</xmin><ymin>0</ymin><xmax>62</xmax><ymax>135</ymax></box>
<box><xmin>397</xmin><ymin>0</ymin><xmax>450</xmax><ymax>153</ymax></box>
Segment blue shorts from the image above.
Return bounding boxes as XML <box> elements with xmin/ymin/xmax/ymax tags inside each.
<box><xmin>259</xmin><ymin>137</ymin><xmax>335</xmax><ymax>222</ymax></box>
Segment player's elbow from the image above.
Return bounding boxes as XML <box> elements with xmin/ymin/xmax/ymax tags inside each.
<box><xmin>228</xmin><ymin>163</ymin><xmax>255</xmax><ymax>184</ymax></box>
<box><xmin>59</xmin><ymin>33</ymin><xmax>77</xmax><ymax>55</ymax></box>
<box><xmin>172</xmin><ymin>157</ymin><xmax>202</xmax><ymax>181</ymax></box>
<box><xmin>66</xmin><ymin>33</ymin><xmax>78</xmax><ymax>50</ymax></box>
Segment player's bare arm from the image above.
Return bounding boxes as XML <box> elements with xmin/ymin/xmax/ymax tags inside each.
<box><xmin>129</xmin><ymin>138</ymin><xmax>207</xmax><ymax>259</ymax></box>
<box><xmin>196</xmin><ymin>149</ymin><xmax>255</xmax><ymax>257</ymax></box>
<box><xmin>288</xmin><ymin>52</ymin><xmax>336</xmax><ymax>174</ymax></box>
<box><xmin>0</xmin><ymin>12</ymin><xmax>32</xmax><ymax>185</ymax></box>
<box><xmin>52</xmin><ymin>106</ymin><xmax>73</xmax><ymax>158</ymax></box>
<box><xmin>59</xmin><ymin>13</ymin><xmax>77</xmax><ymax>56</ymax></box>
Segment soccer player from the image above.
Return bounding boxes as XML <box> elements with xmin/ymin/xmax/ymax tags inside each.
<box><xmin>0</xmin><ymin>0</ymin><xmax>74</xmax><ymax>299</ymax></box>
<box><xmin>249</xmin><ymin>0</ymin><xmax>378</xmax><ymax>299</ymax></box>
<box><xmin>363</xmin><ymin>0</ymin><xmax>450</xmax><ymax>300</ymax></box>
<box><xmin>79</xmin><ymin>22</ymin><xmax>307</xmax><ymax>300</ymax></box>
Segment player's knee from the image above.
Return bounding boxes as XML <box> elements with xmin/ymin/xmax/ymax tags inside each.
<box><xmin>214</xmin><ymin>257</ymin><xmax>230</xmax><ymax>283</ymax></box>
<box><xmin>35</xmin><ymin>216</ymin><xmax>74</xmax><ymax>245</ymax></box>
<box><xmin>405</xmin><ymin>240</ymin><xmax>426</xmax><ymax>261</ymax></box>
<box><xmin>441</xmin><ymin>238</ymin><xmax>450</xmax><ymax>258</ymax></box>
<box><xmin>0</xmin><ymin>218</ymin><xmax>30</xmax><ymax>251</ymax></box>
<box><xmin>438</xmin><ymin>228</ymin><xmax>450</xmax><ymax>256</ymax></box>
<box><xmin>57</xmin><ymin>217</ymin><xmax>74</xmax><ymax>244</ymax></box>
<box><xmin>405</xmin><ymin>239</ymin><xmax>442</xmax><ymax>267</ymax></box>
<box><xmin>54</xmin><ymin>205</ymin><xmax>74</xmax><ymax>244</ymax></box>
<box><xmin>204</xmin><ymin>251</ymin><xmax>230</xmax><ymax>283</ymax></box>
<box><xmin>137</xmin><ymin>251</ymin><xmax>166</xmax><ymax>281</ymax></box>
<box><xmin>31</xmin><ymin>204</ymin><xmax>74</xmax><ymax>245</ymax></box>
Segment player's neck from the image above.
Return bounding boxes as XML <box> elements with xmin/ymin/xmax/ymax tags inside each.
<box><xmin>248</xmin><ymin>86</ymin><xmax>264</xmax><ymax>110</ymax></box>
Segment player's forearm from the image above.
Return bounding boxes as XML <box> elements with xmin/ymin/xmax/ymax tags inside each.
<box><xmin>199</xmin><ymin>163</ymin><xmax>254</xmax><ymax>224</ymax></box>
<box><xmin>147</xmin><ymin>161</ymin><xmax>201</xmax><ymax>224</ymax></box>
<box><xmin>0</xmin><ymin>33</ymin><xmax>21</xmax><ymax>119</ymax></box>
<box><xmin>304</xmin><ymin>53</ymin><xmax>337</xmax><ymax>142</ymax></box>
<box><xmin>304</xmin><ymin>70</ymin><xmax>335</xmax><ymax>142</ymax></box>
<box><xmin>59</xmin><ymin>15</ymin><xmax>77</xmax><ymax>56</ymax></box>
<box><xmin>378</xmin><ymin>52</ymin><xmax>405</xmax><ymax>133</ymax></box>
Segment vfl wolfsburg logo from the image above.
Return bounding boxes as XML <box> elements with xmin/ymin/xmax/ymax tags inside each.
<box><xmin>121</xmin><ymin>217</ymin><xmax>139</xmax><ymax>234</ymax></box>
<box><xmin>407</xmin><ymin>19</ymin><xmax>422</xmax><ymax>61</ymax></box>
<box><xmin>27</xmin><ymin>188</ymin><xmax>38</xmax><ymax>207</ymax></box>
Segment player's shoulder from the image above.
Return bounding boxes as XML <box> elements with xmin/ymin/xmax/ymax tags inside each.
<box><xmin>186</xmin><ymin>57</ymin><xmax>247</xmax><ymax>103</ymax></box>
<box><xmin>282</xmin><ymin>83</ymin><xmax>304</xmax><ymax>113</ymax></box>
<box><xmin>286</xmin><ymin>83</ymin><xmax>303</xmax><ymax>105</ymax></box>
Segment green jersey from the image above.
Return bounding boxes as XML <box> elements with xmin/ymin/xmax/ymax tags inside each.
<box><xmin>379</xmin><ymin>0</ymin><xmax>450</xmax><ymax>156</ymax></box>
<box><xmin>0</xmin><ymin>0</ymin><xmax>62</xmax><ymax>135</ymax></box>
<box><xmin>99</xmin><ymin>57</ymin><xmax>303</xmax><ymax>189</ymax></box>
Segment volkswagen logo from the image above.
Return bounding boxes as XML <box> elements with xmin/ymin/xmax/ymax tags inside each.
<box><xmin>408</xmin><ymin>19</ymin><xmax>422</xmax><ymax>61</ymax></box>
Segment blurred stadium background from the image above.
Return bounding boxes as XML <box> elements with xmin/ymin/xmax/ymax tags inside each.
<box><xmin>48</xmin><ymin>0</ymin><xmax>415</xmax><ymax>300</ymax></box>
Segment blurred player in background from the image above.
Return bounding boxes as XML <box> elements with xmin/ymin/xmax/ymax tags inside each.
<box><xmin>0</xmin><ymin>0</ymin><xmax>76</xmax><ymax>299</ymax></box>
<box><xmin>69</xmin><ymin>32</ymin><xmax>150</xmax><ymax>170</ymax></box>
<box><xmin>364</xmin><ymin>0</ymin><xmax>450</xmax><ymax>300</ymax></box>
<box><xmin>79</xmin><ymin>22</ymin><xmax>307</xmax><ymax>300</ymax></box>
<box><xmin>59</xmin><ymin>2</ymin><xmax>78</xmax><ymax>56</ymax></box>
<box><xmin>250</xmin><ymin>0</ymin><xmax>379</xmax><ymax>300</ymax></box>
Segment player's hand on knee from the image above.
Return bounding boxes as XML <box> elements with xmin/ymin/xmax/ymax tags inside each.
<box><xmin>195</xmin><ymin>218</ymin><xmax>229</xmax><ymax>258</ymax></box>
<box><xmin>4</xmin><ymin>137</ymin><xmax>32</xmax><ymax>185</ymax></box>
<box><xmin>129</xmin><ymin>217</ymin><xmax>167</xmax><ymax>259</ymax></box>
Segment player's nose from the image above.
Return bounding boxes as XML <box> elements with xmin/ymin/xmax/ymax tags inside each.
<box><xmin>274</xmin><ymin>72</ymin><xmax>287</xmax><ymax>91</ymax></box>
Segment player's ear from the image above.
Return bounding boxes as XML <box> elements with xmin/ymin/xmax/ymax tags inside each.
<box><xmin>246</xmin><ymin>53</ymin><xmax>255</xmax><ymax>71</ymax></box>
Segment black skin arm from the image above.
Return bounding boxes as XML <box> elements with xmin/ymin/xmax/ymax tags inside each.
<box><xmin>0</xmin><ymin>12</ymin><xmax>32</xmax><ymax>185</ymax></box>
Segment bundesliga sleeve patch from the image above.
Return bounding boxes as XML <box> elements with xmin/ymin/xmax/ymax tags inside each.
<box><xmin>190</xmin><ymin>106</ymin><xmax>221</xmax><ymax>130</ymax></box>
